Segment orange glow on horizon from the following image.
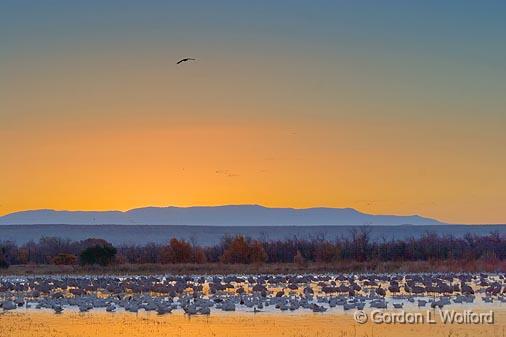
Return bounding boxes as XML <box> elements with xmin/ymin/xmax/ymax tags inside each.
<box><xmin>2</xmin><ymin>114</ymin><xmax>505</xmax><ymax>224</ymax></box>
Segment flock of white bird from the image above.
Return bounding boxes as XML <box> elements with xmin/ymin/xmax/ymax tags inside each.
<box><xmin>1</xmin><ymin>273</ymin><xmax>505</xmax><ymax>315</ymax></box>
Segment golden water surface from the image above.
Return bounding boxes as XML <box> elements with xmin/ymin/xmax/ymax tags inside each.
<box><xmin>0</xmin><ymin>310</ymin><xmax>505</xmax><ymax>337</ymax></box>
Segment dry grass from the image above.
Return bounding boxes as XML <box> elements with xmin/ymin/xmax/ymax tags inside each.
<box><xmin>1</xmin><ymin>259</ymin><xmax>504</xmax><ymax>276</ymax></box>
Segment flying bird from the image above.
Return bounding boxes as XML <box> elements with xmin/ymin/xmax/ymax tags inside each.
<box><xmin>177</xmin><ymin>57</ymin><xmax>196</xmax><ymax>64</ymax></box>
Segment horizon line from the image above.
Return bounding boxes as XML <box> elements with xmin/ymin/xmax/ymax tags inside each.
<box><xmin>1</xmin><ymin>204</ymin><xmax>504</xmax><ymax>225</ymax></box>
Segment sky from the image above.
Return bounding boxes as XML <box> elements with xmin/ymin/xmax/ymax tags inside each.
<box><xmin>1</xmin><ymin>0</ymin><xmax>505</xmax><ymax>224</ymax></box>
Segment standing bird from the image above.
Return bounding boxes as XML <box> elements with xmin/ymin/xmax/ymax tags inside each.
<box><xmin>177</xmin><ymin>57</ymin><xmax>196</xmax><ymax>64</ymax></box>
<box><xmin>375</xmin><ymin>285</ymin><xmax>386</xmax><ymax>297</ymax></box>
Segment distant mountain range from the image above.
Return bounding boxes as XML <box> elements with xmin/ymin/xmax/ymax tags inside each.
<box><xmin>0</xmin><ymin>205</ymin><xmax>444</xmax><ymax>226</ymax></box>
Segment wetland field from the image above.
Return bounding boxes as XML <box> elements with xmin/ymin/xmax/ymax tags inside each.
<box><xmin>1</xmin><ymin>272</ymin><xmax>505</xmax><ymax>337</ymax></box>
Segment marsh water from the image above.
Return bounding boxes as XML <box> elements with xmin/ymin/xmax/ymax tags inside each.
<box><xmin>1</xmin><ymin>309</ymin><xmax>505</xmax><ymax>337</ymax></box>
<box><xmin>1</xmin><ymin>272</ymin><xmax>506</xmax><ymax>336</ymax></box>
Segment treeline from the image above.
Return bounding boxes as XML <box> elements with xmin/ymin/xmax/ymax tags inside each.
<box><xmin>0</xmin><ymin>229</ymin><xmax>505</xmax><ymax>268</ymax></box>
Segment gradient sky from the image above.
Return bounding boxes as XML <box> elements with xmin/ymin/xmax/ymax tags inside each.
<box><xmin>1</xmin><ymin>1</ymin><xmax>505</xmax><ymax>224</ymax></box>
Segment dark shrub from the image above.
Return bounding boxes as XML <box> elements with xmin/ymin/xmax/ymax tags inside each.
<box><xmin>79</xmin><ymin>244</ymin><xmax>117</xmax><ymax>266</ymax></box>
<box><xmin>0</xmin><ymin>247</ymin><xmax>9</xmax><ymax>269</ymax></box>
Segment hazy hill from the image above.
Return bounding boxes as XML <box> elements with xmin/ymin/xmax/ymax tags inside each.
<box><xmin>0</xmin><ymin>205</ymin><xmax>444</xmax><ymax>226</ymax></box>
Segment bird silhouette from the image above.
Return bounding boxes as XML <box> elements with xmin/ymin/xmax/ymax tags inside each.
<box><xmin>177</xmin><ymin>57</ymin><xmax>196</xmax><ymax>64</ymax></box>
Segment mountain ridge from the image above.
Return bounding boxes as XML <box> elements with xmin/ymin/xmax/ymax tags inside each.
<box><xmin>0</xmin><ymin>205</ymin><xmax>445</xmax><ymax>226</ymax></box>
